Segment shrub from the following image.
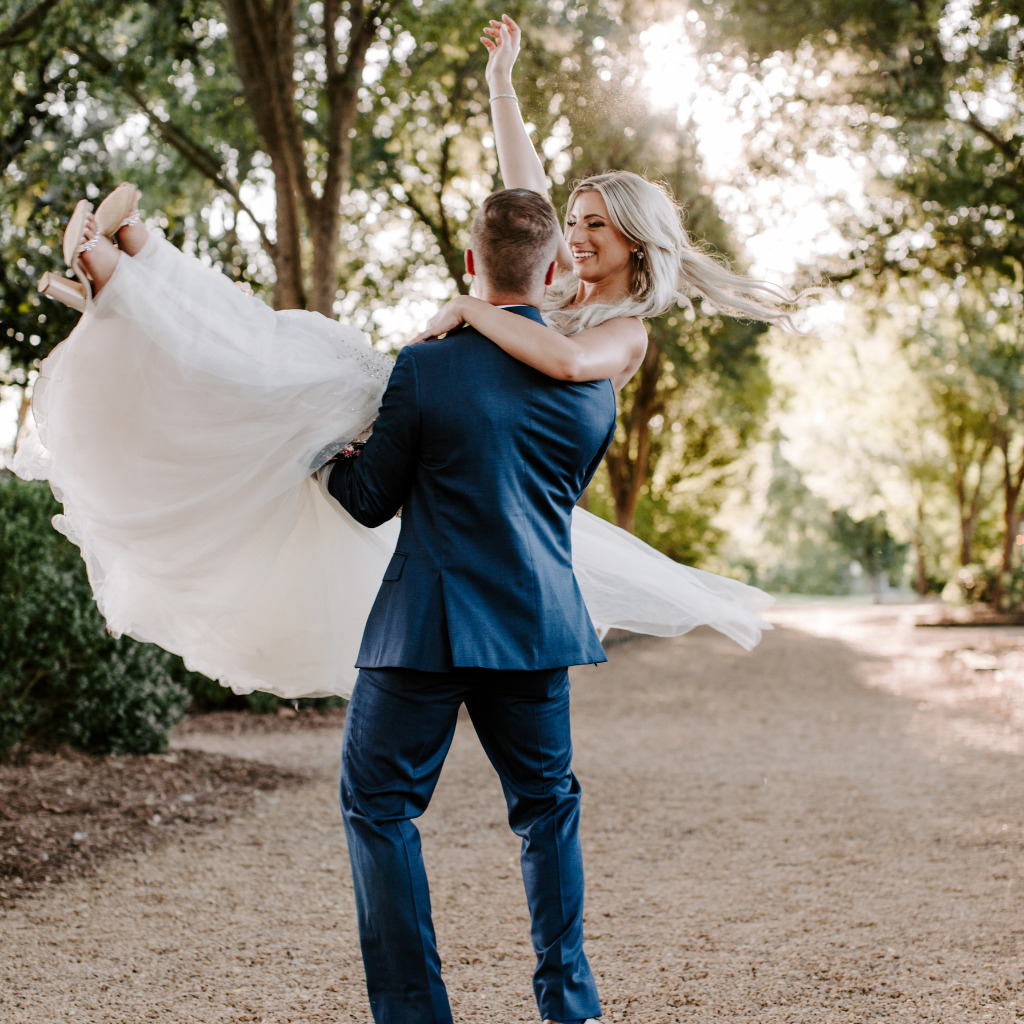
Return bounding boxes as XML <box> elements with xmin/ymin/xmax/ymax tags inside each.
<box><xmin>941</xmin><ymin>564</ymin><xmax>996</xmax><ymax>606</ymax></box>
<box><xmin>1001</xmin><ymin>565</ymin><xmax>1024</xmax><ymax>611</ymax></box>
<box><xmin>0</xmin><ymin>473</ymin><xmax>190</xmax><ymax>758</ymax></box>
<box><xmin>185</xmin><ymin>670</ymin><xmax>348</xmax><ymax>715</ymax></box>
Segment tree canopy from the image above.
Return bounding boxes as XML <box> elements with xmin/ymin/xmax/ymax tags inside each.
<box><xmin>698</xmin><ymin>0</ymin><xmax>1024</xmax><ymax>599</ymax></box>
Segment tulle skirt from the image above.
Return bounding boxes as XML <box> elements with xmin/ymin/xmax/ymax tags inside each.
<box><xmin>13</xmin><ymin>233</ymin><xmax>771</xmax><ymax>698</ymax></box>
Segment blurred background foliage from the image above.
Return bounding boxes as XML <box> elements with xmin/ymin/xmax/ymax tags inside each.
<box><xmin>1</xmin><ymin>0</ymin><xmax>1022</xmax><ymax>752</ymax></box>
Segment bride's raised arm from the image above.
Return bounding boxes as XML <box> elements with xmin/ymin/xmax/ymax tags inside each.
<box><xmin>408</xmin><ymin>16</ymin><xmax>652</xmax><ymax>389</ymax></box>
<box><xmin>482</xmin><ymin>15</ymin><xmax>573</xmax><ymax>272</ymax></box>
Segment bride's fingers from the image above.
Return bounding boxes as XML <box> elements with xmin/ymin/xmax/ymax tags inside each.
<box><xmin>484</xmin><ymin>19</ymin><xmax>513</xmax><ymax>41</ymax></box>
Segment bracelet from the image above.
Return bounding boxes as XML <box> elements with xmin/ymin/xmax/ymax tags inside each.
<box><xmin>489</xmin><ymin>93</ymin><xmax>517</xmax><ymax>102</ymax></box>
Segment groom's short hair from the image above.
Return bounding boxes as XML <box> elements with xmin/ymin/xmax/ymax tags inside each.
<box><xmin>470</xmin><ymin>189</ymin><xmax>560</xmax><ymax>294</ymax></box>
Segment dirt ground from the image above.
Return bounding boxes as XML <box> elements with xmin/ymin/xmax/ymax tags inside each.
<box><xmin>0</xmin><ymin>718</ymin><xmax>330</xmax><ymax>903</ymax></box>
<box><xmin>1</xmin><ymin>602</ymin><xmax>1022</xmax><ymax>1024</ymax></box>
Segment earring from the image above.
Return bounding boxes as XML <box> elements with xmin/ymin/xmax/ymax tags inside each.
<box><xmin>633</xmin><ymin>249</ymin><xmax>644</xmax><ymax>259</ymax></box>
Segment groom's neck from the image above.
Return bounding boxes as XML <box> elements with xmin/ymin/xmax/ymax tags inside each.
<box><xmin>475</xmin><ymin>282</ymin><xmax>544</xmax><ymax>310</ymax></box>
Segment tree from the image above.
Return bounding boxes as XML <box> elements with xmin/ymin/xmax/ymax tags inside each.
<box><xmin>703</xmin><ymin>0</ymin><xmax>1022</xmax><ymax>275</ymax></box>
<box><xmin>915</xmin><ymin>275</ymin><xmax>1024</xmax><ymax>600</ymax></box>
<box><xmin>219</xmin><ymin>0</ymin><xmax>399</xmax><ymax>312</ymax></box>
<box><xmin>698</xmin><ymin>0</ymin><xmax>1024</xmax><ymax>600</ymax></box>
<box><xmin>910</xmin><ymin>328</ymin><xmax>999</xmax><ymax>570</ymax></box>
<box><xmin>1</xmin><ymin>0</ymin><xmax>402</xmax><ymax>319</ymax></box>
<box><xmin>748</xmin><ymin>439</ymin><xmax>852</xmax><ymax>594</ymax></box>
<box><xmin>831</xmin><ymin>509</ymin><xmax>909</xmax><ymax>598</ymax></box>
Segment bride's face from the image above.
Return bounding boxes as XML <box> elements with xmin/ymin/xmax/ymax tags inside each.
<box><xmin>564</xmin><ymin>191</ymin><xmax>633</xmax><ymax>287</ymax></box>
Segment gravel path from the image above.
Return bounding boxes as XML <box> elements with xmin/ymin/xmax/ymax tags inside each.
<box><xmin>2</xmin><ymin>603</ymin><xmax>1022</xmax><ymax>1023</ymax></box>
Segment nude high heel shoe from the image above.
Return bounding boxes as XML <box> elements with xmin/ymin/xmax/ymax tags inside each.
<box><xmin>95</xmin><ymin>183</ymin><xmax>140</xmax><ymax>241</ymax></box>
<box><xmin>63</xmin><ymin>199</ymin><xmax>96</xmax><ymax>298</ymax></box>
<box><xmin>38</xmin><ymin>271</ymin><xmax>88</xmax><ymax>312</ymax></box>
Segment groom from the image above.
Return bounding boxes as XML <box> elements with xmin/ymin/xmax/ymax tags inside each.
<box><xmin>324</xmin><ymin>188</ymin><xmax>614</xmax><ymax>1024</ymax></box>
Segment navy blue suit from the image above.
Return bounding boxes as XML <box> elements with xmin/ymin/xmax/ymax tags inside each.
<box><xmin>327</xmin><ymin>306</ymin><xmax>616</xmax><ymax>1024</ymax></box>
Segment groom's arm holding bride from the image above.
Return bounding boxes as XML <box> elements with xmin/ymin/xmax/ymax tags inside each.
<box><xmin>324</xmin><ymin>346</ymin><xmax>420</xmax><ymax>528</ymax></box>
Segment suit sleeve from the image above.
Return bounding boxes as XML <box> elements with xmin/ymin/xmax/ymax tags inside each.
<box><xmin>325</xmin><ymin>346</ymin><xmax>419</xmax><ymax>528</ymax></box>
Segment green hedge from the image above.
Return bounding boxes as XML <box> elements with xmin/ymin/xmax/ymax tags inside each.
<box><xmin>185</xmin><ymin>671</ymin><xmax>346</xmax><ymax>715</ymax></box>
<box><xmin>0</xmin><ymin>473</ymin><xmax>191</xmax><ymax>758</ymax></box>
<box><xmin>1</xmin><ymin>473</ymin><xmax>347</xmax><ymax>759</ymax></box>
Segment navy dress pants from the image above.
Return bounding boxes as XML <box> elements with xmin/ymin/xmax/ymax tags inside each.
<box><xmin>340</xmin><ymin>665</ymin><xmax>601</xmax><ymax>1024</ymax></box>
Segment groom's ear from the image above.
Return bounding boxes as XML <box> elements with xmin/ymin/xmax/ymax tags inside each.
<box><xmin>465</xmin><ymin>249</ymin><xmax>476</xmax><ymax>277</ymax></box>
<box><xmin>544</xmin><ymin>259</ymin><xmax>556</xmax><ymax>286</ymax></box>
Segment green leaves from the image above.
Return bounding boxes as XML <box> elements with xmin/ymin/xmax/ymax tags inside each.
<box><xmin>0</xmin><ymin>474</ymin><xmax>191</xmax><ymax>758</ymax></box>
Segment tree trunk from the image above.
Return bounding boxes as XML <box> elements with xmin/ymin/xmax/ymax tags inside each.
<box><xmin>993</xmin><ymin>436</ymin><xmax>1024</xmax><ymax>609</ymax></box>
<box><xmin>221</xmin><ymin>0</ymin><xmax>308</xmax><ymax>308</ymax></box>
<box><xmin>221</xmin><ymin>0</ymin><xmax>390</xmax><ymax>312</ymax></box>
<box><xmin>272</xmin><ymin>173</ymin><xmax>307</xmax><ymax>309</ymax></box>
<box><xmin>914</xmin><ymin>494</ymin><xmax>928</xmax><ymax>597</ymax></box>
<box><xmin>952</xmin><ymin>436</ymin><xmax>995</xmax><ymax>566</ymax></box>
<box><xmin>11</xmin><ymin>384</ymin><xmax>30</xmax><ymax>457</ymax></box>
<box><xmin>308</xmin><ymin>1</ymin><xmax>384</xmax><ymax>313</ymax></box>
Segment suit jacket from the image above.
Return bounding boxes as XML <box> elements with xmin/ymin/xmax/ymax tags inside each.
<box><xmin>327</xmin><ymin>305</ymin><xmax>617</xmax><ymax>671</ymax></box>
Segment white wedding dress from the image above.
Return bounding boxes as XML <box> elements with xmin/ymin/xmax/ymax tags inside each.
<box><xmin>12</xmin><ymin>232</ymin><xmax>772</xmax><ymax>698</ymax></box>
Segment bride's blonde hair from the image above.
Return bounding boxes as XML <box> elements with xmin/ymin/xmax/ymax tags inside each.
<box><xmin>543</xmin><ymin>171</ymin><xmax>806</xmax><ymax>334</ymax></box>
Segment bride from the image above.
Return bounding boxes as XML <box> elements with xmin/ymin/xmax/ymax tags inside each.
<box><xmin>14</xmin><ymin>18</ymin><xmax>801</xmax><ymax>699</ymax></box>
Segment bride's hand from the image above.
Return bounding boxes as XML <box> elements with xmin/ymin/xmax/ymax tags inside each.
<box><xmin>481</xmin><ymin>14</ymin><xmax>521</xmax><ymax>84</ymax></box>
<box><xmin>408</xmin><ymin>297</ymin><xmax>469</xmax><ymax>345</ymax></box>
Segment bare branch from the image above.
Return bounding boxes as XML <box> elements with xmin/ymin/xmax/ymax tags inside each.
<box><xmin>133</xmin><ymin>93</ymin><xmax>275</xmax><ymax>253</ymax></box>
<box><xmin>69</xmin><ymin>42</ymin><xmax>274</xmax><ymax>254</ymax></box>
<box><xmin>393</xmin><ymin>186</ymin><xmax>442</xmax><ymax>239</ymax></box>
<box><xmin>0</xmin><ymin>0</ymin><xmax>61</xmax><ymax>48</ymax></box>
<box><xmin>320</xmin><ymin>0</ymin><xmax>383</xmax><ymax>214</ymax></box>
<box><xmin>955</xmin><ymin>94</ymin><xmax>1020</xmax><ymax>164</ymax></box>
<box><xmin>324</xmin><ymin>0</ymin><xmax>340</xmax><ymax>74</ymax></box>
